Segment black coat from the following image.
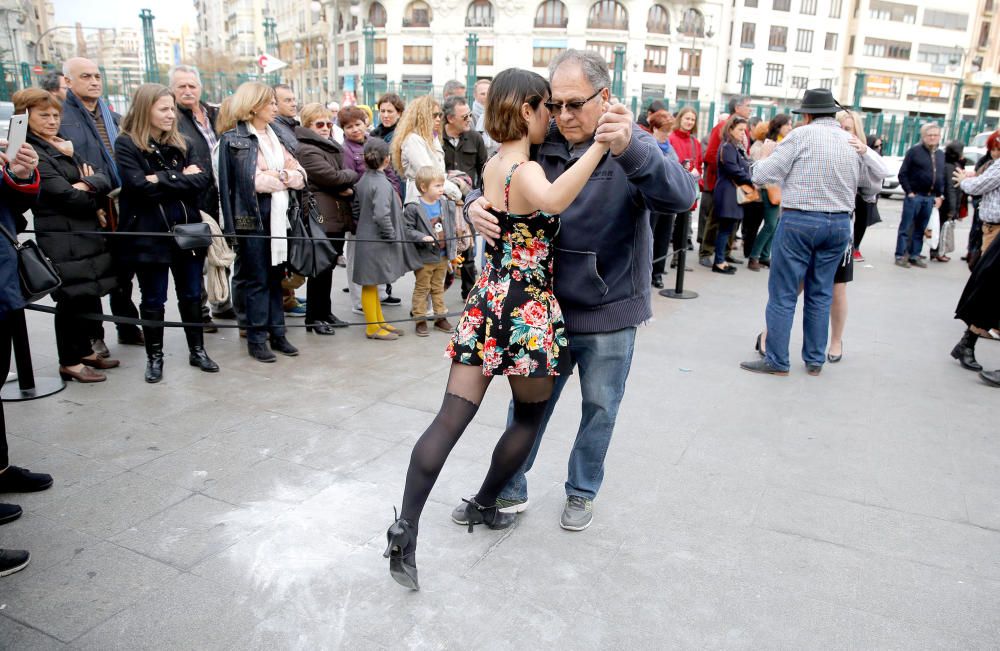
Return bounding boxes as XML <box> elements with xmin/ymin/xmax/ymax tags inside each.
<box><xmin>294</xmin><ymin>127</ymin><xmax>358</xmax><ymax>233</ymax></box>
<box><xmin>29</xmin><ymin>134</ymin><xmax>116</xmax><ymax>300</ymax></box>
<box><xmin>442</xmin><ymin>128</ymin><xmax>488</xmax><ymax>188</ymax></box>
<box><xmin>114</xmin><ymin>134</ymin><xmax>212</xmax><ymax>265</ymax></box>
<box><xmin>176</xmin><ymin>102</ymin><xmax>220</xmax><ymax>218</ymax></box>
<box><xmin>713</xmin><ymin>141</ymin><xmax>753</xmax><ymax>220</ymax></box>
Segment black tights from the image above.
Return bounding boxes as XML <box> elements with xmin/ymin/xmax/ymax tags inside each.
<box><xmin>399</xmin><ymin>362</ymin><xmax>553</xmax><ymax>527</ymax></box>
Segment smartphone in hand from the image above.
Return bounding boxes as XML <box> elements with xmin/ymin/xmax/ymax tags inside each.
<box><xmin>4</xmin><ymin>112</ymin><xmax>28</xmax><ymax>157</ymax></box>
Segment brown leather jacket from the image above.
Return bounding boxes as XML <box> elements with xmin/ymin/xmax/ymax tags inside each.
<box><xmin>293</xmin><ymin>127</ymin><xmax>358</xmax><ymax>233</ymax></box>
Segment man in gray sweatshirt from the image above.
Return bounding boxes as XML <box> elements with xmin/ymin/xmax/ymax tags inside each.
<box><xmin>455</xmin><ymin>50</ymin><xmax>698</xmax><ymax>531</ymax></box>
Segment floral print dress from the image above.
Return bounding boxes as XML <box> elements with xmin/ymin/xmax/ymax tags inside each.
<box><xmin>446</xmin><ymin>163</ymin><xmax>569</xmax><ymax>377</ymax></box>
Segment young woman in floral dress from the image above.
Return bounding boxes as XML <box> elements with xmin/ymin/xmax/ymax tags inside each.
<box><xmin>384</xmin><ymin>69</ymin><xmax>609</xmax><ymax>590</ymax></box>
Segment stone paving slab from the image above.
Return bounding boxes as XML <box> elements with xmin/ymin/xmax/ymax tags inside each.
<box><xmin>0</xmin><ymin>200</ymin><xmax>998</xmax><ymax>648</ymax></box>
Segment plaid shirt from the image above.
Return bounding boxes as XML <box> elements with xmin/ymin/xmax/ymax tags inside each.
<box><xmin>751</xmin><ymin>117</ymin><xmax>886</xmax><ymax>212</ymax></box>
<box><xmin>960</xmin><ymin>159</ymin><xmax>1000</xmax><ymax>224</ymax></box>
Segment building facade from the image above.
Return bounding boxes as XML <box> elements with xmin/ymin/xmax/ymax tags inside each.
<box><xmin>843</xmin><ymin>0</ymin><xmax>998</xmax><ymax>127</ymax></box>
<box><xmin>723</xmin><ymin>0</ymin><xmax>850</xmax><ymax>107</ymax></box>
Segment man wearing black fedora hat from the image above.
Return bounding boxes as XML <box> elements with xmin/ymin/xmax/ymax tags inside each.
<box><xmin>739</xmin><ymin>88</ymin><xmax>887</xmax><ymax>376</ymax></box>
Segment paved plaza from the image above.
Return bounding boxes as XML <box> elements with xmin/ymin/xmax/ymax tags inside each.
<box><xmin>0</xmin><ymin>199</ymin><xmax>997</xmax><ymax>649</ymax></box>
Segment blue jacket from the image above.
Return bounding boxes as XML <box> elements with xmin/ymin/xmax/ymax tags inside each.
<box><xmin>58</xmin><ymin>91</ymin><xmax>121</xmax><ymax>186</ymax></box>
<box><xmin>0</xmin><ymin>167</ymin><xmax>40</xmax><ymax>317</ymax></box>
<box><xmin>713</xmin><ymin>141</ymin><xmax>754</xmax><ymax>220</ymax></box>
<box><xmin>898</xmin><ymin>143</ymin><xmax>945</xmax><ymax>197</ymax></box>
<box><xmin>468</xmin><ymin>121</ymin><xmax>698</xmax><ymax>333</ymax></box>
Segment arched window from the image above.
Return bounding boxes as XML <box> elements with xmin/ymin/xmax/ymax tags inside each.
<box><xmin>588</xmin><ymin>0</ymin><xmax>628</xmax><ymax>30</ymax></box>
<box><xmin>403</xmin><ymin>0</ymin><xmax>431</xmax><ymax>27</ymax></box>
<box><xmin>647</xmin><ymin>4</ymin><xmax>670</xmax><ymax>34</ymax></box>
<box><xmin>679</xmin><ymin>8</ymin><xmax>705</xmax><ymax>36</ymax></box>
<box><xmin>466</xmin><ymin>0</ymin><xmax>494</xmax><ymax>27</ymax></box>
<box><xmin>535</xmin><ymin>0</ymin><xmax>568</xmax><ymax>28</ymax></box>
<box><xmin>368</xmin><ymin>2</ymin><xmax>387</xmax><ymax>27</ymax></box>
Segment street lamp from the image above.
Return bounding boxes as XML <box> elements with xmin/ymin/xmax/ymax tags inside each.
<box><xmin>677</xmin><ymin>9</ymin><xmax>713</xmax><ymax>104</ymax></box>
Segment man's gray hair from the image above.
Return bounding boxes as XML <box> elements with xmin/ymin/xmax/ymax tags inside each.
<box><xmin>443</xmin><ymin>79</ymin><xmax>466</xmax><ymax>97</ymax></box>
<box><xmin>443</xmin><ymin>95</ymin><xmax>467</xmax><ymax>118</ymax></box>
<box><xmin>168</xmin><ymin>64</ymin><xmax>202</xmax><ymax>87</ymax></box>
<box><xmin>39</xmin><ymin>70</ymin><xmax>64</xmax><ymax>92</ymax></box>
<box><xmin>548</xmin><ymin>49</ymin><xmax>611</xmax><ymax>93</ymax></box>
<box><xmin>920</xmin><ymin>122</ymin><xmax>941</xmax><ymax>136</ymax></box>
<box><xmin>727</xmin><ymin>95</ymin><xmax>752</xmax><ymax>113</ymax></box>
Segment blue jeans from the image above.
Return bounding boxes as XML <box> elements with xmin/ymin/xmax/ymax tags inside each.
<box><xmin>764</xmin><ymin>210</ymin><xmax>851</xmax><ymax>371</ymax></box>
<box><xmin>233</xmin><ymin>233</ymin><xmax>286</xmax><ymax>344</ymax></box>
<box><xmin>499</xmin><ymin>326</ymin><xmax>637</xmax><ymax>502</ymax></box>
<box><xmin>135</xmin><ymin>250</ymin><xmax>205</xmax><ymax>311</ymax></box>
<box><xmin>714</xmin><ymin>218</ymin><xmax>739</xmax><ymax>265</ymax></box>
<box><xmin>895</xmin><ymin>195</ymin><xmax>934</xmax><ymax>259</ymax></box>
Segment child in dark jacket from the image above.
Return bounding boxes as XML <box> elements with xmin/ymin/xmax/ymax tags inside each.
<box><xmin>403</xmin><ymin>166</ymin><xmax>468</xmax><ymax>336</ymax></box>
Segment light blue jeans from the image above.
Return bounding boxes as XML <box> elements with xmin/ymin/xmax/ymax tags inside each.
<box><xmin>499</xmin><ymin>326</ymin><xmax>637</xmax><ymax>502</ymax></box>
<box><xmin>765</xmin><ymin>210</ymin><xmax>851</xmax><ymax>371</ymax></box>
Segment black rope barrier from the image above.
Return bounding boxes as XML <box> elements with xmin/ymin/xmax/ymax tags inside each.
<box><xmin>23</xmin><ymin>303</ymin><xmax>467</xmax><ymax>329</ymax></box>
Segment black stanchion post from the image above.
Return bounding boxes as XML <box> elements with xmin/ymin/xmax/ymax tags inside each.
<box><xmin>2</xmin><ymin>309</ymin><xmax>65</xmax><ymax>402</ymax></box>
<box><xmin>660</xmin><ymin>211</ymin><xmax>698</xmax><ymax>300</ymax></box>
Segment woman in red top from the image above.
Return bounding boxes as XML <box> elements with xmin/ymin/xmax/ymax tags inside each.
<box><xmin>668</xmin><ymin>107</ymin><xmax>702</xmax><ymax>261</ymax></box>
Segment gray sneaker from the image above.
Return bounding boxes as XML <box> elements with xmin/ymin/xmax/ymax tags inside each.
<box><xmin>909</xmin><ymin>257</ymin><xmax>928</xmax><ymax>268</ymax></box>
<box><xmin>894</xmin><ymin>257</ymin><xmax>911</xmax><ymax>268</ymax></box>
<box><xmin>699</xmin><ymin>256</ymin><xmax>713</xmax><ymax>268</ymax></box>
<box><xmin>560</xmin><ymin>496</ymin><xmax>593</xmax><ymax>531</ymax></box>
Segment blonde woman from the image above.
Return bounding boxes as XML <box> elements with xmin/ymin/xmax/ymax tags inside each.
<box><xmin>390</xmin><ymin>94</ymin><xmax>461</xmax><ymax>204</ymax></box>
<box><xmin>216</xmin><ymin>82</ymin><xmax>306</xmax><ymax>363</ymax></box>
<box><xmin>114</xmin><ymin>83</ymin><xmax>216</xmax><ymax>383</ymax></box>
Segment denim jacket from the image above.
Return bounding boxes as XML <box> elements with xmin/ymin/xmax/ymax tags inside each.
<box><xmin>217</xmin><ymin>122</ymin><xmax>267</xmax><ymax>234</ymax></box>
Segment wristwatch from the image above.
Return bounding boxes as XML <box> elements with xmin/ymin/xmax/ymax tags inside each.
<box><xmin>278</xmin><ymin>169</ymin><xmax>289</xmax><ymax>184</ymax></box>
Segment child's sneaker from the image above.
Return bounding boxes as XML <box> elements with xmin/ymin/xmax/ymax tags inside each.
<box><xmin>415</xmin><ymin>321</ymin><xmax>429</xmax><ymax>337</ymax></box>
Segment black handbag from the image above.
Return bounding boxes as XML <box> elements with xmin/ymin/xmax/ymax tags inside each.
<box><xmin>0</xmin><ymin>223</ymin><xmax>62</xmax><ymax>302</ymax></box>
<box><xmin>160</xmin><ymin>205</ymin><xmax>212</xmax><ymax>250</ymax></box>
<box><xmin>288</xmin><ymin>192</ymin><xmax>338</xmax><ymax>277</ymax></box>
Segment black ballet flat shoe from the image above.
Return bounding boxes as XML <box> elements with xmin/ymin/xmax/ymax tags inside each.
<box><xmin>827</xmin><ymin>341</ymin><xmax>843</xmax><ymax>363</ymax></box>
<box><xmin>652</xmin><ymin>277</ymin><xmax>664</xmax><ymax>289</ymax></box>
<box><xmin>384</xmin><ymin>509</ymin><xmax>419</xmax><ymax>590</ymax></box>
<box><xmin>455</xmin><ymin>498</ymin><xmax>517</xmax><ymax>533</ymax></box>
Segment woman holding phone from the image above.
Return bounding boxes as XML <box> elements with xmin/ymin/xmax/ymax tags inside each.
<box><xmin>14</xmin><ymin>88</ymin><xmax>118</xmax><ymax>382</ymax></box>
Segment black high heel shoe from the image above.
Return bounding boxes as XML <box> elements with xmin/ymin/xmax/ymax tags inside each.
<box><xmin>455</xmin><ymin>498</ymin><xmax>516</xmax><ymax>533</ymax></box>
<box><xmin>384</xmin><ymin>509</ymin><xmax>419</xmax><ymax>590</ymax></box>
<box><xmin>755</xmin><ymin>333</ymin><xmax>765</xmax><ymax>358</ymax></box>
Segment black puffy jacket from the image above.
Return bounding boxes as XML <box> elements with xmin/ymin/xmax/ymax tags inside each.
<box><xmin>29</xmin><ymin>133</ymin><xmax>116</xmax><ymax>300</ymax></box>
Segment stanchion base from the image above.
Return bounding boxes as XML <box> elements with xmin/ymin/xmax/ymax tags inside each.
<box><xmin>2</xmin><ymin>377</ymin><xmax>66</xmax><ymax>402</ymax></box>
<box><xmin>660</xmin><ymin>289</ymin><xmax>699</xmax><ymax>300</ymax></box>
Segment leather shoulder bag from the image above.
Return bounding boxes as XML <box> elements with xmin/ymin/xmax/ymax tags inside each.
<box><xmin>0</xmin><ymin>223</ymin><xmax>62</xmax><ymax>302</ymax></box>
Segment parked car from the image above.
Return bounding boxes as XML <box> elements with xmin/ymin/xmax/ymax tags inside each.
<box><xmin>963</xmin><ymin>130</ymin><xmax>994</xmax><ymax>164</ymax></box>
<box><xmin>879</xmin><ymin>155</ymin><xmax>905</xmax><ymax>199</ymax></box>
<box><xmin>0</xmin><ymin>101</ymin><xmax>14</xmax><ymax>140</ymax></box>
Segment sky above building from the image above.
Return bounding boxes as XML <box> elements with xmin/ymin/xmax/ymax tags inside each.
<box><xmin>52</xmin><ymin>0</ymin><xmax>196</xmax><ymax>32</ymax></box>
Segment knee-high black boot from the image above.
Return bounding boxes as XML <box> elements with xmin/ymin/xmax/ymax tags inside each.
<box><xmin>141</xmin><ymin>308</ymin><xmax>165</xmax><ymax>383</ymax></box>
<box><xmin>180</xmin><ymin>302</ymin><xmax>219</xmax><ymax>373</ymax></box>
<box><xmin>951</xmin><ymin>329</ymin><xmax>982</xmax><ymax>371</ymax></box>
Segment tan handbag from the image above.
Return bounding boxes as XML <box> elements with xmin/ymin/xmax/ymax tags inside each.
<box><xmin>736</xmin><ymin>183</ymin><xmax>761</xmax><ymax>204</ymax></box>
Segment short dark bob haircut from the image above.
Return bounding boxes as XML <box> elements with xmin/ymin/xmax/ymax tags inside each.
<box><xmin>483</xmin><ymin>68</ymin><xmax>551</xmax><ymax>143</ymax></box>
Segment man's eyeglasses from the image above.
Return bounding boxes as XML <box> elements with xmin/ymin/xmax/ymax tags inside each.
<box><xmin>544</xmin><ymin>89</ymin><xmax>604</xmax><ymax>115</ymax></box>
<box><xmin>312</xmin><ymin>121</ymin><xmax>333</xmax><ymax>128</ymax></box>
<box><xmin>459</xmin><ymin>113</ymin><xmax>472</xmax><ymax>121</ymax></box>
